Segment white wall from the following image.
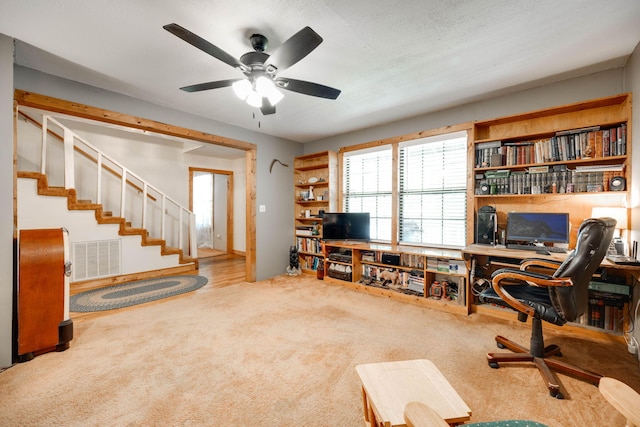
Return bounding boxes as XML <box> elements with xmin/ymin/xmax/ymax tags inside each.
<box><xmin>18</xmin><ymin>179</ymin><xmax>183</xmax><ymax>277</ymax></box>
<box><xmin>213</xmin><ymin>174</ymin><xmax>228</xmax><ymax>252</ymax></box>
<box><xmin>186</xmin><ymin>156</ymin><xmax>246</xmax><ymax>252</ymax></box>
<box><xmin>0</xmin><ymin>34</ymin><xmax>15</xmax><ymax>368</ymax></box>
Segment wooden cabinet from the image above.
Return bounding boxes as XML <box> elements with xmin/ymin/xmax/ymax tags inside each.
<box><xmin>293</xmin><ymin>151</ymin><xmax>338</xmax><ymax>273</ymax></box>
<box><xmin>472</xmin><ymin>93</ymin><xmax>631</xmax><ymax>248</ymax></box>
<box><xmin>323</xmin><ymin>241</ymin><xmax>468</xmax><ymax>316</ymax></box>
<box><xmin>18</xmin><ymin>228</ymin><xmax>73</xmax><ymax>361</ymax></box>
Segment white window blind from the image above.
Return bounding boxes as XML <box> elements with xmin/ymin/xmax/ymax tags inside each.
<box><xmin>399</xmin><ymin>131</ymin><xmax>468</xmax><ymax>247</ymax></box>
<box><xmin>343</xmin><ymin>147</ymin><xmax>393</xmax><ymax>241</ymax></box>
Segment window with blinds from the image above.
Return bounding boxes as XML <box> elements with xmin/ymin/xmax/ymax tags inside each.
<box><xmin>343</xmin><ymin>147</ymin><xmax>393</xmax><ymax>241</ymax></box>
<box><xmin>399</xmin><ymin>131</ymin><xmax>468</xmax><ymax>247</ymax></box>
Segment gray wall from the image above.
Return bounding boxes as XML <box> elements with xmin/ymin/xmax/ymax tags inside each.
<box><xmin>625</xmin><ymin>41</ymin><xmax>640</xmax><ymax>356</ymax></box>
<box><xmin>0</xmin><ymin>35</ymin><xmax>15</xmax><ymax>368</ymax></box>
<box><xmin>305</xmin><ymin>68</ymin><xmax>626</xmax><ymax>154</ymax></box>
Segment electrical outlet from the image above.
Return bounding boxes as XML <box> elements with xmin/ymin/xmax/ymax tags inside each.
<box><xmin>259</xmin><ymin>204</ymin><xmax>266</xmax><ymax>213</ymax></box>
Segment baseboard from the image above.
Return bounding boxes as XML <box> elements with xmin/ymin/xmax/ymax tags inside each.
<box><xmin>70</xmin><ymin>264</ymin><xmax>198</xmax><ymax>294</ymax></box>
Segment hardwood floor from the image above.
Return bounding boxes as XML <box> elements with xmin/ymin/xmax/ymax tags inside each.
<box><xmin>197</xmin><ymin>247</ymin><xmax>226</xmax><ymax>258</ymax></box>
<box><xmin>70</xmin><ymin>254</ymin><xmax>247</xmax><ymax>323</ymax></box>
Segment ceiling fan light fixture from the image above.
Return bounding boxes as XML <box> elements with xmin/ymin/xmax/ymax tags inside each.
<box><xmin>255</xmin><ymin>76</ymin><xmax>284</xmax><ymax>106</ymax></box>
<box><xmin>246</xmin><ymin>90</ymin><xmax>263</xmax><ymax>108</ymax></box>
<box><xmin>232</xmin><ymin>79</ymin><xmax>252</xmax><ymax>100</ymax></box>
<box><xmin>266</xmin><ymin>89</ymin><xmax>284</xmax><ymax>106</ymax></box>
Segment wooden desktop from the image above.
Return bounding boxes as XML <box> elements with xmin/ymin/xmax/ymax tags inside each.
<box><xmin>462</xmin><ymin>243</ymin><xmax>639</xmax><ymax>341</ymax></box>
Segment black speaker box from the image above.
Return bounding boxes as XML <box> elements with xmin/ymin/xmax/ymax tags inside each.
<box><xmin>609</xmin><ymin>176</ymin><xmax>626</xmax><ymax>191</ymax></box>
<box><xmin>382</xmin><ymin>253</ymin><xmax>400</xmax><ymax>266</ymax></box>
<box><xmin>476</xmin><ymin>206</ymin><xmax>496</xmax><ymax>245</ymax></box>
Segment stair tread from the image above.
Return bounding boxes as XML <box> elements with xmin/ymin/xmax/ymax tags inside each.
<box><xmin>19</xmin><ymin>173</ymin><xmax>196</xmax><ymax>269</ymax></box>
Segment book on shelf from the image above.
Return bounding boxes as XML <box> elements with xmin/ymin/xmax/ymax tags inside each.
<box><xmin>296</xmin><ymin>237</ymin><xmax>322</xmax><ymax>254</ymax></box>
<box><xmin>487</xmin><ymin>124</ymin><xmax>626</xmax><ymax>168</ymax></box>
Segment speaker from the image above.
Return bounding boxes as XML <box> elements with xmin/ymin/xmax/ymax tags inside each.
<box><xmin>381</xmin><ymin>253</ymin><xmax>400</xmax><ymax>266</ymax></box>
<box><xmin>479</xmin><ymin>183</ymin><xmax>490</xmax><ymax>195</ymax></box>
<box><xmin>609</xmin><ymin>176</ymin><xmax>626</xmax><ymax>191</ymax></box>
<box><xmin>476</xmin><ymin>206</ymin><xmax>496</xmax><ymax>245</ymax></box>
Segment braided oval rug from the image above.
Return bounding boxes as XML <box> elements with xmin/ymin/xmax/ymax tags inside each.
<box><xmin>70</xmin><ymin>275</ymin><xmax>208</xmax><ymax>312</ymax></box>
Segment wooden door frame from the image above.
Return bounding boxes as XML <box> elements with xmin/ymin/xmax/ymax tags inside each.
<box><xmin>189</xmin><ymin>167</ymin><xmax>234</xmax><ymax>255</ymax></box>
<box><xmin>14</xmin><ymin>90</ymin><xmax>257</xmax><ymax>281</ymax></box>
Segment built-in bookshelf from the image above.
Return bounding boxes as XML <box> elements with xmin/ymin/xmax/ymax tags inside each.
<box><xmin>293</xmin><ymin>151</ymin><xmax>338</xmax><ymax>274</ymax></box>
<box><xmin>466</xmin><ymin>93</ymin><xmax>635</xmax><ymax>341</ymax></box>
<box><xmin>472</xmin><ymin>93</ymin><xmax>632</xmax><ymax>249</ymax></box>
<box><xmin>475</xmin><ymin>123</ymin><xmax>628</xmax><ymax>196</ymax></box>
<box><xmin>323</xmin><ymin>242</ymin><xmax>468</xmax><ymax>316</ymax></box>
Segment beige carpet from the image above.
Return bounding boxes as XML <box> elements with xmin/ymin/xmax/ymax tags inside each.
<box><xmin>1</xmin><ymin>275</ymin><xmax>639</xmax><ymax>426</ymax></box>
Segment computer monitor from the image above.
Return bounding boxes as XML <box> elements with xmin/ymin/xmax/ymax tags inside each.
<box><xmin>506</xmin><ymin>212</ymin><xmax>569</xmax><ymax>244</ymax></box>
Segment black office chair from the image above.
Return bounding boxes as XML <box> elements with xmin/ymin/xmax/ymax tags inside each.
<box><xmin>479</xmin><ymin>217</ymin><xmax>617</xmax><ymax>399</ymax></box>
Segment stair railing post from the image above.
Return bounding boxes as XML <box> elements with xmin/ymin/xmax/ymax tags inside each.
<box><xmin>142</xmin><ymin>182</ymin><xmax>148</xmax><ymax>230</ymax></box>
<box><xmin>120</xmin><ymin>168</ymin><xmax>127</xmax><ymax>219</ymax></box>
<box><xmin>63</xmin><ymin>128</ymin><xmax>75</xmax><ymax>190</ymax></box>
<box><xmin>189</xmin><ymin>212</ymin><xmax>197</xmax><ymax>258</ymax></box>
<box><xmin>161</xmin><ymin>195</ymin><xmax>166</xmax><ymax>241</ymax></box>
<box><xmin>96</xmin><ymin>153</ymin><xmax>103</xmax><ymax>205</ymax></box>
<box><xmin>179</xmin><ymin>208</ymin><xmax>184</xmax><ymax>252</ymax></box>
<box><xmin>41</xmin><ymin>115</ymin><xmax>48</xmax><ymax>175</ymax></box>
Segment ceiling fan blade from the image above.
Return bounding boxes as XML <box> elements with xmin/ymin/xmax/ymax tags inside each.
<box><xmin>260</xmin><ymin>98</ymin><xmax>276</xmax><ymax>115</ymax></box>
<box><xmin>276</xmin><ymin>78</ymin><xmax>341</xmax><ymax>99</ymax></box>
<box><xmin>179</xmin><ymin>79</ymin><xmax>240</xmax><ymax>93</ymax></box>
<box><xmin>264</xmin><ymin>27</ymin><xmax>323</xmax><ymax>72</ymax></box>
<box><xmin>163</xmin><ymin>23</ymin><xmax>246</xmax><ymax>72</ymax></box>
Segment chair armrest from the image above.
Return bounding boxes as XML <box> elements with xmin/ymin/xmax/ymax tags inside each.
<box><xmin>599</xmin><ymin>377</ymin><xmax>640</xmax><ymax>427</ymax></box>
<box><xmin>492</xmin><ymin>269</ymin><xmax>573</xmax><ymax>317</ymax></box>
<box><xmin>520</xmin><ymin>258</ymin><xmax>563</xmax><ymax>271</ymax></box>
<box><xmin>404</xmin><ymin>402</ymin><xmax>449</xmax><ymax>427</ymax></box>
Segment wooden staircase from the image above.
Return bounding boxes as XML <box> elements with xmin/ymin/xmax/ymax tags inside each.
<box><xmin>19</xmin><ymin>171</ymin><xmax>198</xmax><ymax>267</ymax></box>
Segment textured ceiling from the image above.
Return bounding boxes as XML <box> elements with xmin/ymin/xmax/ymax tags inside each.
<box><xmin>2</xmin><ymin>0</ymin><xmax>640</xmax><ymax>145</ymax></box>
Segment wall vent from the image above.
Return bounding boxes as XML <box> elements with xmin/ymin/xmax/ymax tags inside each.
<box><xmin>72</xmin><ymin>239</ymin><xmax>121</xmax><ymax>281</ymax></box>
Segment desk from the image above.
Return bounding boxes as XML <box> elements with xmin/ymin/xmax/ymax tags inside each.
<box><xmin>462</xmin><ymin>244</ymin><xmax>640</xmax><ymax>338</ymax></box>
<box><xmin>355</xmin><ymin>359</ymin><xmax>471</xmax><ymax>427</ymax></box>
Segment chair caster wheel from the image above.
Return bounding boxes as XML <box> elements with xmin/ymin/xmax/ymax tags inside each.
<box><xmin>550</xmin><ymin>390</ymin><xmax>564</xmax><ymax>399</ymax></box>
<box><xmin>489</xmin><ymin>362</ymin><xmax>499</xmax><ymax>369</ymax></box>
<box><xmin>496</xmin><ymin>342</ymin><xmax>506</xmax><ymax>349</ymax></box>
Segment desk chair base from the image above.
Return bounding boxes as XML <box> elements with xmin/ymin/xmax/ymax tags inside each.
<box><xmin>487</xmin><ymin>318</ymin><xmax>602</xmax><ymax>399</ymax></box>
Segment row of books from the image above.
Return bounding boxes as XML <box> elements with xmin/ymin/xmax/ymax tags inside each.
<box><xmin>475</xmin><ymin>169</ymin><xmax>622</xmax><ymax>195</ymax></box>
<box><xmin>360</xmin><ymin>251</ymin><xmax>425</xmax><ymax>269</ymax></box>
<box><xmin>475</xmin><ymin>124</ymin><xmax>627</xmax><ymax>168</ymax></box>
<box><xmin>299</xmin><ymin>254</ymin><xmax>323</xmax><ymax>271</ymax></box>
<box><xmin>575</xmin><ymin>291</ymin><xmax>628</xmax><ymax>331</ymax></box>
<box><xmin>296</xmin><ymin>237</ymin><xmax>322</xmax><ymax>254</ymax></box>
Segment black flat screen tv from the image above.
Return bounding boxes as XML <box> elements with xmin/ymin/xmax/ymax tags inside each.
<box><xmin>322</xmin><ymin>212</ymin><xmax>370</xmax><ymax>242</ymax></box>
<box><xmin>506</xmin><ymin>212</ymin><xmax>569</xmax><ymax>244</ymax></box>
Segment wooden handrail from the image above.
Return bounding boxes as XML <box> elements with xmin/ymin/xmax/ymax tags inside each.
<box><xmin>18</xmin><ymin>110</ymin><xmax>157</xmax><ymax>202</ymax></box>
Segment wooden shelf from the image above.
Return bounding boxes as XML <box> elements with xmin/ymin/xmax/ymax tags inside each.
<box><xmin>294</xmin><ymin>151</ymin><xmax>338</xmax><ymax>273</ymax></box>
<box><xmin>472</xmin><ymin>93</ymin><xmax>631</xmax><ymax>250</ymax></box>
<box><xmin>323</xmin><ymin>241</ymin><xmax>468</xmax><ymax>315</ymax></box>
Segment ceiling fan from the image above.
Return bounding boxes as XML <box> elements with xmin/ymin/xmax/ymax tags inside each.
<box><xmin>163</xmin><ymin>23</ymin><xmax>341</xmax><ymax>115</ymax></box>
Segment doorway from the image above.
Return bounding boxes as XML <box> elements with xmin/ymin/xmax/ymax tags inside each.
<box><xmin>189</xmin><ymin>168</ymin><xmax>234</xmax><ymax>259</ymax></box>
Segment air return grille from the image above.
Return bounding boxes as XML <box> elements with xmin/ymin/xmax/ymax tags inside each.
<box><xmin>72</xmin><ymin>240</ymin><xmax>121</xmax><ymax>281</ymax></box>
